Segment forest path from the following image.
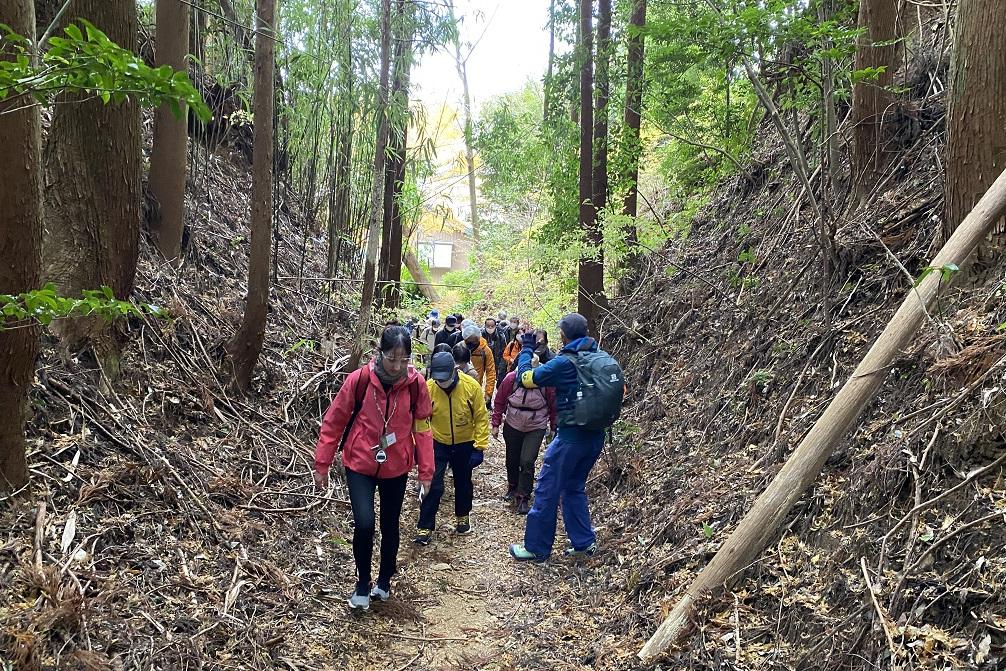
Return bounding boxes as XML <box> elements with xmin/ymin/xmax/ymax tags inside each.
<box><xmin>332</xmin><ymin>435</ymin><xmax>531</xmax><ymax>670</ymax></box>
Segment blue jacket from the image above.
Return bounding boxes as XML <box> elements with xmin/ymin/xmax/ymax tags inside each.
<box><xmin>517</xmin><ymin>336</ymin><xmax>603</xmax><ymax>435</ymax></box>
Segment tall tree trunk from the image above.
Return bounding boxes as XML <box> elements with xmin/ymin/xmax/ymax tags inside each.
<box><xmin>148</xmin><ymin>0</ymin><xmax>191</xmax><ymax>262</ymax></box>
<box><xmin>346</xmin><ymin>0</ymin><xmax>393</xmax><ymax>372</ymax></box>
<box><xmin>851</xmin><ymin>0</ymin><xmax>903</xmax><ymax>198</ymax></box>
<box><xmin>577</xmin><ymin>0</ymin><xmax>601</xmax><ymax>332</ymax></box>
<box><xmin>43</xmin><ymin>0</ymin><xmax>141</xmax><ymax>382</ymax></box>
<box><xmin>228</xmin><ymin>0</ymin><xmax>277</xmax><ymax>392</ymax></box>
<box><xmin>640</xmin><ymin>166</ymin><xmax>1006</xmax><ymax>662</ymax></box>
<box><xmin>617</xmin><ymin>0</ymin><xmax>646</xmax><ymax>296</ymax></box>
<box><xmin>448</xmin><ymin>0</ymin><xmax>479</xmax><ymax>242</ymax></box>
<box><xmin>380</xmin><ymin>0</ymin><xmax>414</xmax><ymax>310</ymax></box>
<box><xmin>327</xmin><ymin>3</ymin><xmax>353</xmax><ymax>279</ymax></box>
<box><xmin>945</xmin><ymin>0</ymin><xmax>1006</xmax><ymax>255</ymax></box>
<box><xmin>543</xmin><ymin>0</ymin><xmax>556</xmax><ymax>120</ymax></box>
<box><xmin>0</xmin><ymin>0</ymin><xmax>41</xmax><ymax>494</ymax></box>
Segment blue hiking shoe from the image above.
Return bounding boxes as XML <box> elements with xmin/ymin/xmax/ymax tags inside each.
<box><xmin>509</xmin><ymin>544</ymin><xmax>546</xmax><ymax>563</ymax></box>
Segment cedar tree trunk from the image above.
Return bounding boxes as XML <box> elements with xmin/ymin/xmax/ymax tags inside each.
<box><xmin>0</xmin><ymin>0</ymin><xmax>41</xmax><ymax>493</ymax></box>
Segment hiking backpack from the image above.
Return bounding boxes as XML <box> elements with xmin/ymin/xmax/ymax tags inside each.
<box><xmin>559</xmin><ymin>350</ymin><xmax>624</xmax><ymax>431</ymax></box>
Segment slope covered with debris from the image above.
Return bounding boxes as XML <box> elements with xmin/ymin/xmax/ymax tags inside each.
<box><xmin>513</xmin><ymin>20</ymin><xmax>1006</xmax><ymax>671</ymax></box>
<box><xmin>0</xmin><ymin>137</ymin><xmax>369</xmax><ymax>669</ymax></box>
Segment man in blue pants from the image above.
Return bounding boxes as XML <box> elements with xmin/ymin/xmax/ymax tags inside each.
<box><xmin>509</xmin><ymin>313</ymin><xmax>605</xmax><ymax>561</ymax></box>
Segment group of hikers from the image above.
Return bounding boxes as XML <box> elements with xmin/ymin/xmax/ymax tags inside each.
<box><xmin>313</xmin><ymin>309</ymin><xmax>624</xmax><ymax>611</ymax></box>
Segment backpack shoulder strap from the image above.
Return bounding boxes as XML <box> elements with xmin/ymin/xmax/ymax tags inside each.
<box><xmin>338</xmin><ymin>369</ymin><xmax>369</xmax><ymax>453</ymax></box>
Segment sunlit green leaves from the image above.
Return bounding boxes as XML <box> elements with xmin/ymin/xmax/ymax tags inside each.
<box><xmin>0</xmin><ymin>284</ymin><xmax>169</xmax><ymax>330</ymax></box>
<box><xmin>0</xmin><ymin>20</ymin><xmax>210</xmax><ymax>121</ymax></box>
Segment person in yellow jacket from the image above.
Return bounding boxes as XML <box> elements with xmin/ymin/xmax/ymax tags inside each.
<box><xmin>461</xmin><ymin>323</ymin><xmax>496</xmax><ymax>404</ymax></box>
<box><xmin>415</xmin><ymin>352</ymin><xmax>490</xmax><ymax>545</ymax></box>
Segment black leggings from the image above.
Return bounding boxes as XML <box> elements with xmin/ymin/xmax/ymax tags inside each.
<box><xmin>345</xmin><ymin>468</ymin><xmax>409</xmax><ymax>585</ymax></box>
<box><xmin>503</xmin><ymin>424</ymin><xmax>547</xmax><ymax>497</ymax></box>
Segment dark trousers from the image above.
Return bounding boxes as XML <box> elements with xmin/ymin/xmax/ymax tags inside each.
<box><xmin>503</xmin><ymin>423</ymin><xmax>547</xmax><ymax>497</ymax></box>
<box><xmin>345</xmin><ymin>468</ymin><xmax>408</xmax><ymax>585</ymax></box>
<box><xmin>418</xmin><ymin>440</ymin><xmax>474</xmax><ymax>530</ymax></box>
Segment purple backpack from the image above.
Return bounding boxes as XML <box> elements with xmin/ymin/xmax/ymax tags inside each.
<box><xmin>505</xmin><ymin>386</ymin><xmax>550</xmax><ymax>433</ymax></box>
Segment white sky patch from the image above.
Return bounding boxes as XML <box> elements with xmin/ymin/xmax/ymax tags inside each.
<box><xmin>413</xmin><ymin>0</ymin><xmax>551</xmax><ymax>114</ymax></box>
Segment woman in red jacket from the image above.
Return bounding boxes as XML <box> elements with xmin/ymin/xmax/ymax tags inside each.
<box><xmin>314</xmin><ymin>326</ymin><xmax>434</xmax><ymax>611</ymax></box>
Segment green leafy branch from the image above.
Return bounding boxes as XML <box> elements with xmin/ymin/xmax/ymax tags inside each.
<box><xmin>913</xmin><ymin>262</ymin><xmax>960</xmax><ymax>287</ymax></box>
<box><xmin>0</xmin><ymin>20</ymin><xmax>210</xmax><ymax>121</ymax></box>
<box><xmin>0</xmin><ymin>284</ymin><xmax>169</xmax><ymax>329</ymax></box>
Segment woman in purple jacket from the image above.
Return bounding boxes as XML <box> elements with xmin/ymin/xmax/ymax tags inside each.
<box><xmin>491</xmin><ymin>356</ymin><xmax>557</xmax><ymax>515</ymax></box>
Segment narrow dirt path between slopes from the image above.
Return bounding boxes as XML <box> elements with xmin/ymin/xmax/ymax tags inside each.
<box><xmin>324</xmin><ymin>435</ymin><xmax>539</xmax><ymax>670</ymax></box>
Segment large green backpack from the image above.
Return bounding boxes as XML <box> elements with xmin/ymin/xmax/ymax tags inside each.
<box><xmin>560</xmin><ymin>350</ymin><xmax>625</xmax><ymax>431</ymax></box>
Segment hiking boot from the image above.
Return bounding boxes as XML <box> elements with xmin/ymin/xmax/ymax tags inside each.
<box><xmin>504</xmin><ymin>485</ymin><xmax>517</xmax><ymax>502</ymax></box>
<box><xmin>563</xmin><ymin>542</ymin><xmax>597</xmax><ymax>559</ymax></box>
<box><xmin>509</xmin><ymin>544</ymin><xmax>546</xmax><ymax>563</ymax></box>
<box><xmin>516</xmin><ymin>497</ymin><xmax>531</xmax><ymax>515</ymax></box>
<box><xmin>348</xmin><ymin>582</ymin><xmax>370</xmax><ymax>611</ymax></box>
<box><xmin>414</xmin><ymin>529</ymin><xmax>432</xmax><ymax>546</ymax></box>
<box><xmin>455</xmin><ymin>516</ymin><xmax>472</xmax><ymax>535</ymax></box>
<box><xmin>370</xmin><ymin>580</ymin><xmax>391</xmax><ymax>602</ymax></box>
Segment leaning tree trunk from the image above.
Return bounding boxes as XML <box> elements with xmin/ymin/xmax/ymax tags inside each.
<box><xmin>576</xmin><ymin>0</ymin><xmax>601</xmax><ymax>333</ymax></box>
<box><xmin>639</xmin><ymin>168</ymin><xmax>1006</xmax><ymax>662</ymax></box>
<box><xmin>43</xmin><ymin>0</ymin><xmax>141</xmax><ymax>383</ymax></box>
<box><xmin>228</xmin><ymin>0</ymin><xmax>276</xmax><ymax>392</ymax></box>
<box><xmin>617</xmin><ymin>0</ymin><xmax>646</xmax><ymax>296</ymax></box>
<box><xmin>346</xmin><ymin>0</ymin><xmax>393</xmax><ymax>372</ymax></box>
<box><xmin>148</xmin><ymin>0</ymin><xmax>191</xmax><ymax>262</ymax></box>
<box><xmin>851</xmin><ymin>0</ymin><xmax>903</xmax><ymax>199</ymax></box>
<box><xmin>403</xmin><ymin>249</ymin><xmax>441</xmax><ymax>303</ymax></box>
<box><xmin>0</xmin><ymin>0</ymin><xmax>41</xmax><ymax>494</ymax></box>
<box><xmin>945</xmin><ymin>0</ymin><xmax>1006</xmax><ymax>256</ymax></box>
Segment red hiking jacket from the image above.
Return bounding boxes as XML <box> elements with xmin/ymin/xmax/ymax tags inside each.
<box><xmin>315</xmin><ymin>362</ymin><xmax>434</xmax><ymax>481</ymax></box>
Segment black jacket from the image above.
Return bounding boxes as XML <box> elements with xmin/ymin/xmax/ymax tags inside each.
<box><xmin>435</xmin><ymin>327</ymin><xmax>457</xmax><ymax>347</ymax></box>
<box><xmin>483</xmin><ymin>329</ymin><xmax>507</xmax><ymax>366</ymax></box>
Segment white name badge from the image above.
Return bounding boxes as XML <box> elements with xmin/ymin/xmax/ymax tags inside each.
<box><xmin>379</xmin><ymin>432</ymin><xmax>397</xmax><ymax>449</ymax></box>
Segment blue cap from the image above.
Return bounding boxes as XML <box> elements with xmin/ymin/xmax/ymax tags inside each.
<box><xmin>558</xmin><ymin>313</ymin><xmax>589</xmax><ymax>340</ymax></box>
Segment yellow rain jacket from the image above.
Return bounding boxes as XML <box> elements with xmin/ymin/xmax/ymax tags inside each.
<box><xmin>426</xmin><ymin>372</ymin><xmax>490</xmax><ymax>452</ymax></box>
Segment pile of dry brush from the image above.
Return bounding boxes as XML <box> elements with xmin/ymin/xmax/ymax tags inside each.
<box><xmin>0</xmin><ymin>141</ymin><xmax>373</xmax><ymax>670</ymax></box>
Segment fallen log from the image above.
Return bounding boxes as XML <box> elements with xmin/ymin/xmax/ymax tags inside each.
<box><xmin>639</xmin><ymin>167</ymin><xmax>1006</xmax><ymax>662</ymax></box>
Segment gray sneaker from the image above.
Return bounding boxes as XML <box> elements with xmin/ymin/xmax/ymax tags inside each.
<box><xmin>348</xmin><ymin>582</ymin><xmax>370</xmax><ymax>611</ymax></box>
<box><xmin>563</xmin><ymin>542</ymin><xmax>597</xmax><ymax>558</ymax></box>
<box><xmin>370</xmin><ymin>581</ymin><xmax>391</xmax><ymax>602</ymax></box>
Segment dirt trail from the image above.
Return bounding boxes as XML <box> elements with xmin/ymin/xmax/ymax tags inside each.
<box><xmin>329</xmin><ymin>436</ymin><xmax>532</xmax><ymax>670</ymax></box>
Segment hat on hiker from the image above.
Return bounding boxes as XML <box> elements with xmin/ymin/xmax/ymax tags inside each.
<box><xmin>462</xmin><ymin>323</ymin><xmax>480</xmax><ymax>340</ymax></box>
<box><xmin>558</xmin><ymin>312</ymin><xmax>589</xmax><ymax>340</ymax></box>
<box><xmin>446</xmin><ymin>315</ymin><xmax>457</xmax><ymax>326</ymax></box>
<box><xmin>429</xmin><ymin>352</ymin><xmax>456</xmax><ymax>381</ymax></box>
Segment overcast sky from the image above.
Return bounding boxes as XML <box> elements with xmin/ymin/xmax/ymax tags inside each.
<box><xmin>413</xmin><ymin>0</ymin><xmax>551</xmax><ymax>113</ymax></box>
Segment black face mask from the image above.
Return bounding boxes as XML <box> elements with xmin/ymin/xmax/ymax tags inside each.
<box><xmin>467</xmin><ymin>340</ymin><xmax>478</xmax><ymax>351</ymax></box>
